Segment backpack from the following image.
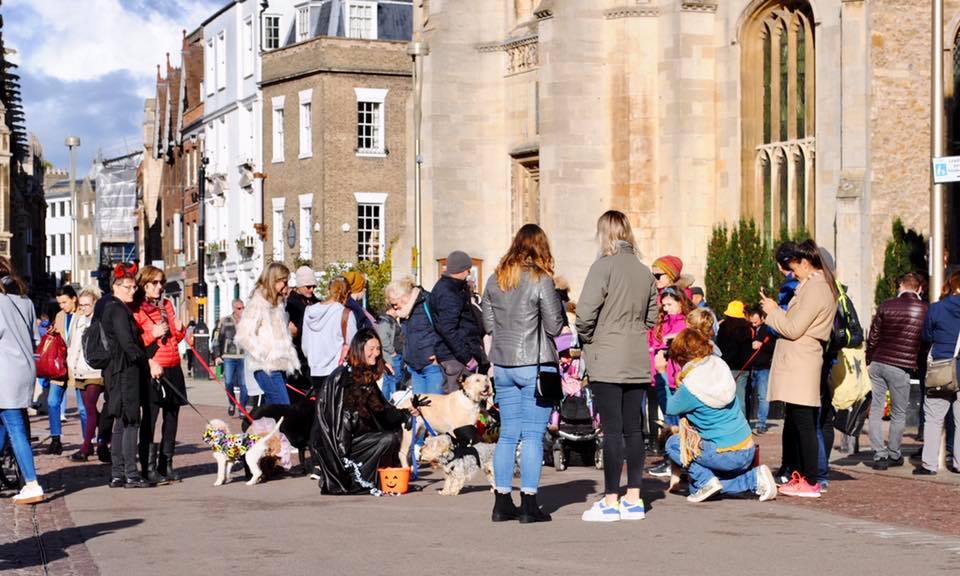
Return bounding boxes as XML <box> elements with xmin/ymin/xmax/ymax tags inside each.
<box><xmin>83</xmin><ymin>315</ymin><xmax>111</xmax><ymax>370</ymax></box>
<box><xmin>829</xmin><ymin>282</ymin><xmax>864</xmax><ymax>353</ymax></box>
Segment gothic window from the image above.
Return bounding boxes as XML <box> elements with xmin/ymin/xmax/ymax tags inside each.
<box><xmin>741</xmin><ymin>1</ymin><xmax>815</xmax><ymax>240</ymax></box>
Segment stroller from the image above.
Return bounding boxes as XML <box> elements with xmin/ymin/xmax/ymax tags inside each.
<box><xmin>546</xmin><ymin>334</ymin><xmax>603</xmax><ymax>471</ymax></box>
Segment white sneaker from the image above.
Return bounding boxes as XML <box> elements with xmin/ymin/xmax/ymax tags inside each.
<box><xmin>581</xmin><ymin>499</ymin><xmax>621</xmax><ymax>522</ymax></box>
<box><xmin>13</xmin><ymin>481</ymin><xmax>44</xmax><ymax>505</ymax></box>
<box><xmin>756</xmin><ymin>465</ymin><xmax>777</xmax><ymax>502</ymax></box>
<box><xmin>686</xmin><ymin>477</ymin><xmax>722</xmax><ymax>503</ymax></box>
<box><xmin>618</xmin><ymin>498</ymin><xmax>646</xmax><ymax>520</ymax></box>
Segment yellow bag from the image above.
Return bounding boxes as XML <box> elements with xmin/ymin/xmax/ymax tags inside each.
<box><xmin>830</xmin><ymin>347</ymin><xmax>871</xmax><ymax>410</ymax></box>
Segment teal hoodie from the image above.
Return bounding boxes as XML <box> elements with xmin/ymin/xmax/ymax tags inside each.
<box><xmin>666</xmin><ymin>355</ymin><xmax>753</xmax><ymax>449</ymax></box>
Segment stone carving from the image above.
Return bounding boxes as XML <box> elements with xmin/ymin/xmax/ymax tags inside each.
<box><xmin>505</xmin><ymin>36</ymin><xmax>539</xmax><ymax>75</ymax></box>
<box><xmin>681</xmin><ymin>0</ymin><xmax>718</xmax><ymax>12</ymax></box>
<box><xmin>604</xmin><ymin>5</ymin><xmax>659</xmax><ymax>19</ymax></box>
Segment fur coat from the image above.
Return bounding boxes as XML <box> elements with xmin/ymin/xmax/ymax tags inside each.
<box><xmin>236</xmin><ymin>290</ymin><xmax>300</xmax><ymax>375</ymax></box>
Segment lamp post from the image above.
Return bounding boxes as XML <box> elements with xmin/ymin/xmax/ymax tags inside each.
<box><xmin>193</xmin><ymin>155</ymin><xmax>211</xmax><ymax>370</ymax></box>
<box><xmin>64</xmin><ymin>136</ymin><xmax>80</xmax><ymax>286</ymax></box>
<box><xmin>407</xmin><ymin>38</ymin><xmax>429</xmax><ymax>285</ymax></box>
<box><xmin>932</xmin><ymin>0</ymin><xmax>946</xmax><ymax>302</ymax></box>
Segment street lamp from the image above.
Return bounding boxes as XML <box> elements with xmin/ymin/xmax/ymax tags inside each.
<box><xmin>931</xmin><ymin>0</ymin><xmax>945</xmax><ymax>302</ymax></box>
<box><xmin>64</xmin><ymin>136</ymin><xmax>80</xmax><ymax>286</ymax></box>
<box><xmin>408</xmin><ymin>39</ymin><xmax>429</xmax><ymax>286</ymax></box>
<box><xmin>193</xmin><ymin>154</ymin><xmax>212</xmax><ymax>369</ymax></box>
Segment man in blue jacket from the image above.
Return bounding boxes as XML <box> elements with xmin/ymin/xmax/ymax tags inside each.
<box><xmin>429</xmin><ymin>251</ymin><xmax>485</xmax><ymax>393</ymax></box>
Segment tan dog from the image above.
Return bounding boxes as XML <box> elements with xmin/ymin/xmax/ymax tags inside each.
<box><xmin>396</xmin><ymin>373</ymin><xmax>493</xmax><ymax>468</ymax></box>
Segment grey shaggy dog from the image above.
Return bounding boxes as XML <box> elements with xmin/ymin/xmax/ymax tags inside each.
<box><xmin>419</xmin><ymin>435</ymin><xmax>497</xmax><ymax>496</ymax></box>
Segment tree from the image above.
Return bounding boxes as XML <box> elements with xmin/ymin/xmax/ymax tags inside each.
<box><xmin>874</xmin><ymin>219</ymin><xmax>927</xmax><ymax>307</ymax></box>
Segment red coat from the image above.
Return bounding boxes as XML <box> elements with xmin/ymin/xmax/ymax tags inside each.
<box><xmin>132</xmin><ymin>298</ymin><xmax>185</xmax><ymax>368</ymax></box>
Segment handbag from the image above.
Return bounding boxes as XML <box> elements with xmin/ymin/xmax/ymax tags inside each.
<box><xmin>833</xmin><ymin>391</ymin><xmax>872</xmax><ymax>436</ymax></box>
<box><xmin>36</xmin><ymin>331</ymin><xmax>68</xmax><ymax>380</ymax></box>
<box><xmin>534</xmin><ymin>292</ymin><xmax>563</xmax><ymax>405</ymax></box>
<box><xmin>924</xmin><ymin>331</ymin><xmax>960</xmax><ymax>394</ymax></box>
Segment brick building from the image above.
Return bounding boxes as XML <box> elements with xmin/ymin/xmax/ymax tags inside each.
<box><xmin>260</xmin><ymin>0</ymin><xmax>412</xmax><ymax>271</ymax></box>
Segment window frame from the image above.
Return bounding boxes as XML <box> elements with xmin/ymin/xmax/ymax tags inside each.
<box><xmin>354</xmin><ymin>192</ymin><xmax>387</xmax><ymax>263</ymax></box>
<box><xmin>299</xmin><ymin>193</ymin><xmax>313</xmax><ymax>260</ymax></box>
<box><xmin>354</xmin><ymin>88</ymin><xmax>388</xmax><ymax>157</ymax></box>
<box><xmin>272</xmin><ymin>197</ymin><xmax>286</xmax><ymax>260</ymax></box>
<box><xmin>216</xmin><ymin>31</ymin><xmax>227</xmax><ymax>91</ymax></box>
<box><xmin>242</xmin><ymin>17</ymin><xmax>254</xmax><ymax>78</ymax></box>
<box><xmin>296</xmin><ymin>5</ymin><xmax>310</xmax><ymax>43</ymax></box>
<box><xmin>346</xmin><ymin>0</ymin><xmax>378</xmax><ymax>40</ymax></box>
<box><xmin>272</xmin><ymin>96</ymin><xmax>286</xmax><ymax>163</ymax></box>
<box><xmin>298</xmin><ymin>89</ymin><xmax>313</xmax><ymax>159</ymax></box>
<box><xmin>205</xmin><ymin>38</ymin><xmax>216</xmax><ymax>96</ymax></box>
<box><xmin>264</xmin><ymin>15</ymin><xmax>281</xmax><ymax>50</ymax></box>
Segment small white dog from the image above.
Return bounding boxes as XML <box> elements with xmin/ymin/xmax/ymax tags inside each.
<box><xmin>202</xmin><ymin>417</ymin><xmax>287</xmax><ymax>486</ymax></box>
<box><xmin>419</xmin><ymin>434</ymin><xmax>497</xmax><ymax>496</ymax></box>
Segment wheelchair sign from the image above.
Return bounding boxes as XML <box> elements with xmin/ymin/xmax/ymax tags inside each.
<box><xmin>933</xmin><ymin>156</ymin><xmax>960</xmax><ymax>183</ymax></box>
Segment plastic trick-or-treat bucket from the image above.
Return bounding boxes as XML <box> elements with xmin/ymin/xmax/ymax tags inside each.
<box><xmin>378</xmin><ymin>467</ymin><xmax>410</xmax><ymax>494</ymax></box>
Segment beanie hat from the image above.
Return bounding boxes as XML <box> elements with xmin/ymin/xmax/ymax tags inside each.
<box><xmin>342</xmin><ymin>271</ymin><xmax>366</xmax><ymax>294</ymax></box>
<box><xmin>652</xmin><ymin>255</ymin><xmax>683</xmax><ymax>283</ymax></box>
<box><xmin>294</xmin><ymin>266</ymin><xmax>316</xmax><ymax>288</ymax></box>
<box><xmin>445</xmin><ymin>250</ymin><xmax>472</xmax><ymax>275</ymax></box>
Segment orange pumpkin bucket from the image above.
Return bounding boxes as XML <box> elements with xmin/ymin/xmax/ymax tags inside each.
<box><xmin>378</xmin><ymin>467</ymin><xmax>410</xmax><ymax>494</ymax></box>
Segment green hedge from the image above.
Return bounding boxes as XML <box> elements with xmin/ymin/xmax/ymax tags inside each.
<box><xmin>874</xmin><ymin>219</ymin><xmax>926</xmax><ymax>307</ymax></box>
<box><xmin>316</xmin><ymin>249</ymin><xmax>393</xmax><ymax>314</ymax></box>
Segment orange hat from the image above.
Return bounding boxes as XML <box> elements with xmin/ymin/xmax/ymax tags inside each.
<box><xmin>652</xmin><ymin>255</ymin><xmax>683</xmax><ymax>283</ymax></box>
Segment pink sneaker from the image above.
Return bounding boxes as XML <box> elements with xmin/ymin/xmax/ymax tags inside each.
<box><xmin>778</xmin><ymin>472</ymin><xmax>821</xmax><ymax>498</ymax></box>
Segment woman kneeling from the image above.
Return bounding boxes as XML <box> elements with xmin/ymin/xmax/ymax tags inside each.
<box><xmin>665</xmin><ymin>329</ymin><xmax>777</xmax><ymax>503</ymax></box>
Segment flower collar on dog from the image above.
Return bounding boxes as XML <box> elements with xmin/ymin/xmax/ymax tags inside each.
<box><xmin>202</xmin><ymin>425</ymin><xmax>261</xmax><ymax>460</ymax></box>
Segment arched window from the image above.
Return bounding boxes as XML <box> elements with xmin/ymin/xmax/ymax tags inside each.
<box><xmin>741</xmin><ymin>1</ymin><xmax>815</xmax><ymax>240</ymax></box>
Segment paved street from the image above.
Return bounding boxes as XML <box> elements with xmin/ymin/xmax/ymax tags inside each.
<box><xmin>2</xmin><ymin>376</ymin><xmax>959</xmax><ymax>575</ymax></box>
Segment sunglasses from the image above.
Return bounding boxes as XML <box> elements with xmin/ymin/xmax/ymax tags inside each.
<box><xmin>653</xmin><ymin>273</ymin><xmax>664</xmax><ymax>280</ymax></box>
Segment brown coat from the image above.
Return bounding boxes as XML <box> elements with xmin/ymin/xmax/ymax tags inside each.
<box><xmin>765</xmin><ymin>272</ymin><xmax>837</xmax><ymax>407</ymax></box>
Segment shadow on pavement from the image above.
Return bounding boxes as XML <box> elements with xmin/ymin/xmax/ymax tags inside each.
<box><xmin>538</xmin><ymin>478</ymin><xmax>599</xmax><ymax>513</ymax></box>
<box><xmin>0</xmin><ymin>518</ymin><xmax>143</xmax><ymax>571</ymax></box>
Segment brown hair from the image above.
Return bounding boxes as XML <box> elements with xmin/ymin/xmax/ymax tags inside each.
<box><xmin>655</xmin><ymin>286</ymin><xmax>694</xmax><ymax>341</ymax></box>
<box><xmin>255</xmin><ymin>262</ymin><xmax>290</xmax><ymax>306</ymax></box>
<box><xmin>897</xmin><ymin>272</ymin><xmax>922</xmax><ymax>293</ymax></box>
<box><xmin>793</xmin><ymin>239</ymin><xmax>840</xmax><ymax>299</ymax></box>
<box><xmin>596</xmin><ymin>210</ymin><xmax>639</xmax><ymax>258</ymax></box>
<box><xmin>0</xmin><ymin>256</ymin><xmax>27</xmax><ymax>296</ymax></box>
<box><xmin>345</xmin><ymin>328</ymin><xmax>385</xmax><ymax>385</ymax></box>
<box><xmin>326</xmin><ymin>276</ymin><xmax>350</xmax><ymax>304</ymax></box>
<box><xmin>685</xmin><ymin>308</ymin><xmax>715</xmax><ymax>340</ymax></box>
<box><xmin>941</xmin><ymin>270</ymin><xmax>960</xmax><ymax>298</ymax></box>
<box><xmin>495</xmin><ymin>224</ymin><xmax>555</xmax><ymax>292</ymax></box>
<box><xmin>670</xmin><ymin>328</ymin><xmax>714</xmax><ymax>368</ymax></box>
<box><xmin>137</xmin><ymin>265</ymin><xmax>166</xmax><ymax>288</ymax></box>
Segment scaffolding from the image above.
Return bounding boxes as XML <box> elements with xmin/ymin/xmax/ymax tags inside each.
<box><xmin>93</xmin><ymin>151</ymin><xmax>141</xmax><ymax>243</ymax></box>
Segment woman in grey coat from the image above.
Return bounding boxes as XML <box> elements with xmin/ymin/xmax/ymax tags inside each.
<box><xmin>576</xmin><ymin>211</ymin><xmax>658</xmax><ymax>522</ymax></box>
<box><xmin>0</xmin><ymin>256</ymin><xmax>44</xmax><ymax>504</ymax></box>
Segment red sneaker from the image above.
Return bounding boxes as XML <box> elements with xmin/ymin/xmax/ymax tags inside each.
<box><xmin>778</xmin><ymin>473</ymin><xmax>821</xmax><ymax>498</ymax></box>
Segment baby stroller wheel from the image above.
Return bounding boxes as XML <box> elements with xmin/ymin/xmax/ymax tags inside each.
<box><xmin>553</xmin><ymin>447</ymin><xmax>565</xmax><ymax>471</ymax></box>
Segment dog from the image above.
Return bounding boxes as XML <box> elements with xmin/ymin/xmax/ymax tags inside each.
<box><xmin>203</xmin><ymin>417</ymin><xmax>288</xmax><ymax>486</ymax></box>
<box><xmin>396</xmin><ymin>373</ymin><xmax>494</xmax><ymax>468</ymax></box>
<box><xmin>419</xmin><ymin>434</ymin><xmax>496</xmax><ymax>495</ymax></box>
<box><xmin>242</xmin><ymin>394</ymin><xmax>316</xmax><ymax>474</ymax></box>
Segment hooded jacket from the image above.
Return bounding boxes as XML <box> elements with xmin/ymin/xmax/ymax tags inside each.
<box><xmin>666</xmin><ymin>355</ymin><xmax>752</xmax><ymax>449</ymax></box>
<box><xmin>923</xmin><ymin>294</ymin><xmax>960</xmax><ymax>366</ymax></box>
<box><xmin>428</xmin><ymin>275</ymin><xmax>483</xmax><ymax>365</ymax></box>
<box><xmin>302</xmin><ymin>301</ymin><xmax>357</xmax><ymax>378</ymax></box>
<box><xmin>398</xmin><ymin>287</ymin><xmax>439</xmax><ymax>371</ymax></box>
<box><xmin>648</xmin><ymin>313</ymin><xmax>686</xmax><ymax>388</ymax></box>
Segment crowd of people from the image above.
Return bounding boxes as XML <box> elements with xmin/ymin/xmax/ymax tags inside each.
<box><xmin>1</xmin><ymin>210</ymin><xmax>957</xmax><ymax>521</ymax></box>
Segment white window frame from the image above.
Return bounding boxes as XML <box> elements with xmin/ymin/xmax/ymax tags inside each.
<box><xmin>296</xmin><ymin>5</ymin><xmax>310</xmax><ymax>42</ymax></box>
<box><xmin>205</xmin><ymin>39</ymin><xmax>215</xmax><ymax>95</ymax></box>
<box><xmin>173</xmin><ymin>212</ymin><xmax>183</xmax><ymax>251</ymax></box>
<box><xmin>272</xmin><ymin>197</ymin><xmax>286</xmax><ymax>260</ymax></box>
<box><xmin>264</xmin><ymin>15</ymin><xmax>280</xmax><ymax>50</ymax></box>
<box><xmin>298</xmin><ymin>89</ymin><xmax>313</xmax><ymax>159</ymax></box>
<box><xmin>346</xmin><ymin>0</ymin><xmax>377</xmax><ymax>40</ymax></box>
<box><xmin>82</xmin><ymin>202</ymin><xmax>89</xmax><ymax>219</ymax></box>
<box><xmin>216</xmin><ymin>31</ymin><xmax>226</xmax><ymax>91</ymax></box>
<box><xmin>298</xmin><ymin>193</ymin><xmax>313</xmax><ymax>260</ymax></box>
<box><xmin>354</xmin><ymin>192</ymin><xmax>387</xmax><ymax>263</ymax></box>
<box><xmin>272</xmin><ymin>96</ymin><xmax>286</xmax><ymax>163</ymax></box>
<box><xmin>242</xmin><ymin>17</ymin><xmax>254</xmax><ymax>78</ymax></box>
<box><xmin>354</xmin><ymin>88</ymin><xmax>388</xmax><ymax>157</ymax></box>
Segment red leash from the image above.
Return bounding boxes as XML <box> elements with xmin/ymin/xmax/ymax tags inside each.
<box><xmin>184</xmin><ymin>340</ymin><xmax>254</xmax><ymax>423</ymax></box>
<box><xmin>735</xmin><ymin>336</ymin><xmax>771</xmax><ymax>381</ymax></box>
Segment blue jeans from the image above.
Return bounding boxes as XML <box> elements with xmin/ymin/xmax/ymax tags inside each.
<box><xmin>666</xmin><ymin>434</ymin><xmax>757</xmax><ymax>494</ymax></box>
<box><xmin>222</xmin><ymin>358</ymin><xmax>249</xmax><ymax>408</ymax></box>
<box><xmin>493</xmin><ymin>365</ymin><xmax>553</xmax><ymax>493</ymax></box>
<box><xmin>382</xmin><ymin>354</ymin><xmax>404</xmax><ymax>400</ymax></box>
<box><xmin>751</xmin><ymin>369</ymin><xmax>770</xmax><ymax>430</ymax></box>
<box><xmin>655</xmin><ymin>373</ymin><xmax>679</xmax><ymax>426</ymax></box>
<box><xmin>733</xmin><ymin>372</ymin><xmax>749</xmax><ymax>418</ymax></box>
<box><xmin>48</xmin><ymin>384</ymin><xmax>86</xmax><ymax>437</ymax></box>
<box><xmin>0</xmin><ymin>409</ymin><xmax>37</xmax><ymax>482</ymax></box>
<box><xmin>409</xmin><ymin>363</ymin><xmax>444</xmax><ymax>395</ymax></box>
<box><xmin>253</xmin><ymin>370</ymin><xmax>290</xmax><ymax>406</ymax></box>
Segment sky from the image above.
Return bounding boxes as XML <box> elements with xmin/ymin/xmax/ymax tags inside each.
<box><xmin>3</xmin><ymin>0</ymin><xmax>223</xmax><ymax>175</ymax></box>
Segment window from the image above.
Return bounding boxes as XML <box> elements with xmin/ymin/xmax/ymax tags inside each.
<box><xmin>355</xmin><ymin>193</ymin><xmax>387</xmax><ymax>262</ymax></box>
<box><xmin>741</xmin><ymin>1</ymin><xmax>815</xmax><ymax>240</ymax></box>
<box><xmin>60</xmin><ymin>234</ymin><xmax>65</xmax><ymax>255</ymax></box>
<box><xmin>272</xmin><ymin>197</ymin><xmax>286</xmax><ymax>260</ymax></box>
<box><xmin>48</xmin><ymin>235</ymin><xmax>54</xmax><ymax>256</ymax></box>
<box><xmin>87</xmin><ymin>234</ymin><xmax>93</xmax><ymax>256</ymax></box>
<box><xmin>299</xmin><ymin>89</ymin><xmax>312</xmax><ymax>158</ymax></box>
<box><xmin>82</xmin><ymin>202</ymin><xmax>89</xmax><ymax>219</ymax></box>
<box><xmin>66</xmin><ymin>200</ymin><xmax>71</xmax><ymax>217</ymax></box>
<box><xmin>205</xmin><ymin>39</ymin><xmax>215</xmax><ymax>95</ymax></box>
<box><xmin>354</xmin><ymin>88</ymin><xmax>388</xmax><ymax>155</ymax></box>
<box><xmin>297</xmin><ymin>6</ymin><xmax>310</xmax><ymax>42</ymax></box>
<box><xmin>272</xmin><ymin>96</ymin><xmax>286</xmax><ymax>162</ymax></box>
<box><xmin>173</xmin><ymin>212</ymin><xmax>183</xmax><ymax>251</ymax></box>
<box><xmin>218</xmin><ymin>116</ymin><xmax>228</xmax><ymax>170</ymax></box>
<box><xmin>264</xmin><ymin>15</ymin><xmax>280</xmax><ymax>50</ymax></box>
<box><xmin>347</xmin><ymin>1</ymin><xmax>377</xmax><ymax>40</ymax></box>
<box><xmin>243</xmin><ymin>17</ymin><xmax>254</xmax><ymax>78</ymax></box>
<box><xmin>216</xmin><ymin>32</ymin><xmax>226</xmax><ymax>91</ymax></box>
<box><xmin>299</xmin><ymin>194</ymin><xmax>313</xmax><ymax>259</ymax></box>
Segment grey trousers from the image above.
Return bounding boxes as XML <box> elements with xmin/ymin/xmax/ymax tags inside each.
<box><xmin>868</xmin><ymin>362</ymin><xmax>911</xmax><ymax>460</ymax></box>
<box><xmin>440</xmin><ymin>358</ymin><xmax>467</xmax><ymax>394</ymax></box>
<box><xmin>921</xmin><ymin>393</ymin><xmax>960</xmax><ymax>472</ymax></box>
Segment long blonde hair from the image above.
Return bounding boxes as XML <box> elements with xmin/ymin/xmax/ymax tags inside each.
<box><xmin>255</xmin><ymin>262</ymin><xmax>290</xmax><ymax>306</ymax></box>
<box><xmin>494</xmin><ymin>224</ymin><xmax>554</xmax><ymax>291</ymax></box>
<box><xmin>596</xmin><ymin>210</ymin><xmax>638</xmax><ymax>257</ymax></box>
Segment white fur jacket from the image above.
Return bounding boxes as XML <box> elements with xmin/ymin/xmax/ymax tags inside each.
<box><xmin>235</xmin><ymin>290</ymin><xmax>300</xmax><ymax>375</ymax></box>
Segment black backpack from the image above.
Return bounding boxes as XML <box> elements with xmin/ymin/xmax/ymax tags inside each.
<box><xmin>829</xmin><ymin>282</ymin><xmax>864</xmax><ymax>353</ymax></box>
<box><xmin>83</xmin><ymin>314</ymin><xmax>111</xmax><ymax>370</ymax></box>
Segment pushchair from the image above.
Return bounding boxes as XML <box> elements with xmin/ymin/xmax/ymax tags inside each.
<box><xmin>546</xmin><ymin>335</ymin><xmax>602</xmax><ymax>471</ymax></box>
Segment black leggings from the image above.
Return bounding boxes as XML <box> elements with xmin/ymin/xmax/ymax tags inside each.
<box><xmin>782</xmin><ymin>403</ymin><xmax>818</xmax><ymax>483</ymax></box>
<box><xmin>591</xmin><ymin>382</ymin><xmax>645</xmax><ymax>494</ymax></box>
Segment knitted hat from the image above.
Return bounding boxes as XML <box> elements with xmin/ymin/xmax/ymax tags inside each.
<box><xmin>723</xmin><ymin>300</ymin><xmax>746</xmax><ymax>319</ymax></box>
<box><xmin>342</xmin><ymin>271</ymin><xmax>366</xmax><ymax>294</ymax></box>
<box><xmin>445</xmin><ymin>250</ymin><xmax>472</xmax><ymax>275</ymax></box>
<box><xmin>652</xmin><ymin>255</ymin><xmax>683</xmax><ymax>283</ymax></box>
<box><xmin>294</xmin><ymin>266</ymin><xmax>316</xmax><ymax>288</ymax></box>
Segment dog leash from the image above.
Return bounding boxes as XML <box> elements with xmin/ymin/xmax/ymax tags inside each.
<box><xmin>158</xmin><ymin>375</ymin><xmax>215</xmax><ymax>423</ymax></box>
<box><xmin>735</xmin><ymin>335</ymin><xmax>771</xmax><ymax>382</ymax></box>
<box><xmin>185</xmin><ymin>340</ymin><xmax>255</xmax><ymax>423</ymax></box>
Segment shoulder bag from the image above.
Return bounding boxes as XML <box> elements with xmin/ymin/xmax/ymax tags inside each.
<box><xmin>534</xmin><ymin>290</ymin><xmax>563</xmax><ymax>405</ymax></box>
<box><xmin>924</xmin><ymin>330</ymin><xmax>960</xmax><ymax>394</ymax></box>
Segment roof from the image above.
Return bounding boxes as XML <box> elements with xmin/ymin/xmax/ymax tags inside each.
<box><xmin>311</xmin><ymin>0</ymin><xmax>412</xmax><ymax>43</ymax></box>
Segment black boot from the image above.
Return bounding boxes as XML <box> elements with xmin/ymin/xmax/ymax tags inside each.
<box><xmin>46</xmin><ymin>436</ymin><xmax>63</xmax><ymax>455</ymax></box>
<box><xmin>157</xmin><ymin>452</ymin><xmax>181</xmax><ymax>483</ymax></box>
<box><xmin>491</xmin><ymin>491</ymin><xmax>520</xmax><ymax>522</ymax></box>
<box><xmin>518</xmin><ymin>492</ymin><xmax>552</xmax><ymax>524</ymax></box>
<box><xmin>144</xmin><ymin>444</ymin><xmax>163</xmax><ymax>485</ymax></box>
<box><xmin>97</xmin><ymin>443</ymin><xmax>112</xmax><ymax>463</ymax></box>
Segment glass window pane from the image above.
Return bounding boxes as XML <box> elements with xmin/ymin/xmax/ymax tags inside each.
<box><xmin>797</xmin><ymin>19</ymin><xmax>806</xmax><ymax>139</ymax></box>
<box><xmin>763</xmin><ymin>30</ymin><xmax>772</xmax><ymax>144</ymax></box>
<box><xmin>779</xmin><ymin>26</ymin><xmax>788</xmax><ymax>142</ymax></box>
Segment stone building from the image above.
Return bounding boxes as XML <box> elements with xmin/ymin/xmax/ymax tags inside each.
<box><xmin>409</xmin><ymin>0</ymin><xmax>960</xmax><ymax>313</ymax></box>
<box><xmin>261</xmin><ymin>0</ymin><xmax>413</xmax><ymax>270</ymax></box>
